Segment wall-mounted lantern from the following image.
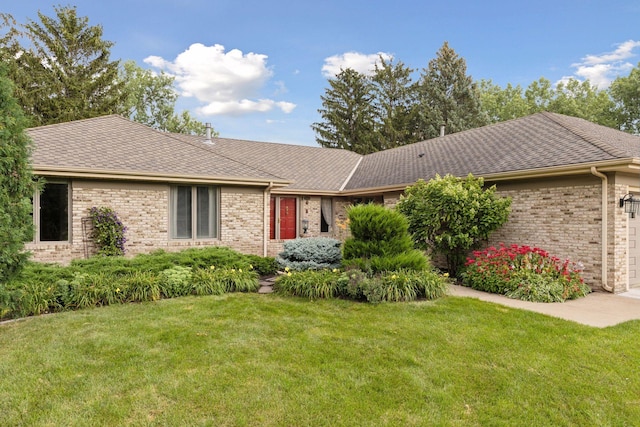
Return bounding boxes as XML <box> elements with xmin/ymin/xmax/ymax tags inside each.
<box><xmin>301</xmin><ymin>218</ymin><xmax>309</xmax><ymax>234</ymax></box>
<box><xmin>619</xmin><ymin>194</ymin><xmax>640</xmax><ymax>219</ymax></box>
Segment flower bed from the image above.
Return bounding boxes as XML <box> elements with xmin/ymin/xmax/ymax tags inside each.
<box><xmin>461</xmin><ymin>244</ymin><xmax>590</xmax><ymax>302</ymax></box>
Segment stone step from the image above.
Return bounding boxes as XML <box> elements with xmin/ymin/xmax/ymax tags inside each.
<box><xmin>258</xmin><ymin>285</ymin><xmax>274</xmax><ymax>294</ymax></box>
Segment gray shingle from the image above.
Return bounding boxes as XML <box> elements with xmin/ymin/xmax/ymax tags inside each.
<box><xmin>344</xmin><ymin>112</ymin><xmax>640</xmax><ymax>190</ymax></box>
<box><xmin>28</xmin><ymin>115</ymin><xmax>286</xmax><ymax>183</ymax></box>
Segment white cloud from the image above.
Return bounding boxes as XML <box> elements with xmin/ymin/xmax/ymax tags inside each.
<box><xmin>198</xmin><ymin>99</ymin><xmax>296</xmax><ymax>116</ymax></box>
<box><xmin>565</xmin><ymin>40</ymin><xmax>640</xmax><ymax>89</ymax></box>
<box><xmin>144</xmin><ymin>43</ymin><xmax>296</xmax><ymax>115</ymax></box>
<box><xmin>321</xmin><ymin>51</ymin><xmax>393</xmax><ymax>77</ymax></box>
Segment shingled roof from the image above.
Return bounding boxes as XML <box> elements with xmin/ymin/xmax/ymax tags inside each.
<box><xmin>344</xmin><ymin>112</ymin><xmax>640</xmax><ymax>190</ymax></box>
<box><xmin>28</xmin><ymin>112</ymin><xmax>639</xmax><ymax>192</ymax></box>
<box><xmin>173</xmin><ymin>133</ymin><xmax>362</xmax><ymax>192</ymax></box>
<box><xmin>28</xmin><ymin>115</ymin><xmax>287</xmax><ymax>185</ymax></box>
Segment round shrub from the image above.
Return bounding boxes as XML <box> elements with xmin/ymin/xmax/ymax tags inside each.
<box><xmin>343</xmin><ymin>203</ymin><xmax>414</xmax><ymax>259</ymax></box>
<box><xmin>276</xmin><ymin>237</ymin><xmax>342</xmax><ymax>271</ymax></box>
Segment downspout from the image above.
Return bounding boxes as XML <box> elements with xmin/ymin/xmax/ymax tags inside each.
<box><xmin>263</xmin><ymin>182</ymin><xmax>274</xmax><ymax>257</ymax></box>
<box><xmin>590</xmin><ymin>167</ymin><xmax>613</xmax><ymax>292</ymax></box>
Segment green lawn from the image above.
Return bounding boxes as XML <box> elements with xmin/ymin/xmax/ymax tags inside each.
<box><xmin>1</xmin><ymin>293</ymin><xmax>639</xmax><ymax>426</ymax></box>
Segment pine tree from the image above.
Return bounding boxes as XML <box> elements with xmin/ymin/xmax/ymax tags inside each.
<box><xmin>371</xmin><ymin>57</ymin><xmax>420</xmax><ymax>149</ymax></box>
<box><xmin>416</xmin><ymin>42</ymin><xmax>488</xmax><ymax>139</ymax></box>
<box><xmin>10</xmin><ymin>5</ymin><xmax>124</xmax><ymax>125</ymax></box>
<box><xmin>0</xmin><ymin>65</ymin><xmax>37</xmax><ymax>282</ymax></box>
<box><xmin>312</xmin><ymin>68</ymin><xmax>378</xmax><ymax>154</ymax></box>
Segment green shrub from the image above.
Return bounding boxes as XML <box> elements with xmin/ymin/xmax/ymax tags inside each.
<box><xmin>274</xmin><ymin>269</ymin><xmax>342</xmax><ymax>299</ymax></box>
<box><xmin>159</xmin><ymin>266</ymin><xmax>193</xmax><ymax>298</ymax></box>
<box><xmin>2</xmin><ymin>247</ymin><xmax>279</xmax><ymax>319</ymax></box>
<box><xmin>351</xmin><ymin>270</ymin><xmax>449</xmax><ymax>303</ymax></box>
<box><xmin>276</xmin><ymin>237</ymin><xmax>342</xmax><ymax>271</ymax></box>
<box><xmin>120</xmin><ymin>271</ymin><xmax>161</xmax><ymax>303</ymax></box>
<box><xmin>244</xmin><ymin>255</ymin><xmax>278</xmax><ymax>276</ymax></box>
<box><xmin>461</xmin><ymin>244</ymin><xmax>590</xmax><ymax>302</ymax></box>
<box><xmin>211</xmin><ymin>267</ymin><xmax>259</xmax><ymax>293</ymax></box>
<box><xmin>396</xmin><ymin>174</ymin><xmax>512</xmax><ymax>277</ymax></box>
<box><xmin>62</xmin><ymin>272</ymin><xmax>121</xmax><ymax>309</ymax></box>
<box><xmin>191</xmin><ymin>268</ymin><xmax>227</xmax><ymax>296</ymax></box>
<box><xmin>343</xmin><ymin>204</ymin><xmax>413</xmax><ymax>259</ymax></box>
<box><xmin>343</xmin><ymin>251</ymin><xmax>429</xmax><ymax>274</ymax></box>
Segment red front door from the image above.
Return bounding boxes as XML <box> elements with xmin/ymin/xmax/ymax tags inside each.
<box><xmin>270</xmin><ymin>197</ymin><xmax>297</xmax><ymax>239</ymax></box>
<box><xmin>279</xmin><ymin>197</ymin><xmax>297</xmax><ymax>239</ymax></box>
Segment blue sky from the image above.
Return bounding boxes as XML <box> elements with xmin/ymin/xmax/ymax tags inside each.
<box><xmin>4</xmin><ymin>0</ymin><xmax>640</xmax><ymax>146</ymax></box>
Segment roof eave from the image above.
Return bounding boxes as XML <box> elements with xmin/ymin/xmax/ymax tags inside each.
<box><xmin>32</xmin><ymin>165</ymin><xmax>291</xmax><ymax>187</ymax></box>
<box><xmin>341</xmin><ymin>158</ymin><xmax>640</xmax><ymax>194</ymax></box>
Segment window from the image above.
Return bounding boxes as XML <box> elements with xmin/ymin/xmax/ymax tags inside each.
<box><xmin>34</xmin><ymin>182</ymin><xmax>70</xmax><ymax>242</ymax></box>
<box><xmin>171</xmin><ymin>186</ymin><xmax>218</xmax><ymax>239</ymax></box>
<box><xmin>320</xmin><ymin>197</ymin><xmax>332</xmax><ymax>233</ymax></box>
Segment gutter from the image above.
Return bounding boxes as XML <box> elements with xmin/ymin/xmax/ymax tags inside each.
<box><xmin>590</xmin><ymin>167</ymin><xmax>613</xmax><ymax>292</ymax></box>
<box><xmin>263</xmin><ymin>182</ymin><xmax>275</xmax><ymax>257</ymax></box>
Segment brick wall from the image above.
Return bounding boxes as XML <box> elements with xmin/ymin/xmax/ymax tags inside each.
<box><xmin>27</xmin><ymin>179</ymin><xmax>267</xmax><ymax>264</ymax></box>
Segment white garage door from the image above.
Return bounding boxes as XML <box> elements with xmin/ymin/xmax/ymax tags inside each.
<box><xmin>631</xmin><ymin>205</ymin><xmax>640</xmax><ymax>288</ymax></box>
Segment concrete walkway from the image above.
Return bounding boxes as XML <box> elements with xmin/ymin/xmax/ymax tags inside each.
<box><xmin>449</xmin><ymin>285</ymin><xmax>640</xmax><ymax>328</ymax></box>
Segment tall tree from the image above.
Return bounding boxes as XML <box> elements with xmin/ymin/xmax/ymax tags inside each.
<box><xmin>9</xmin><ymin>5</ymin><xmax>124</xmax><ymax>125</ymax></box>
<box><xmin>312</xmin><ymin>68</ymin><xmax>377</xmax><ymax>154</ymax></box>
<box><xmin>118</xmin><ymin>61</ymin><xmax>213</xmax><ymax>135</ymax></box>
<box><xmin>479</xmin><ymin>79</ymin><xmax>530</xmax><ymax>123</ymax></box>
<box><xmin>416</xmin><ymin>42</ymin><xmax>488</xmax><ymax>139</ymax></box>
<box><xmin>609</xmin><ymin>62</ymin><xmax>640</xmax><ymax>134</ymax></box>
<box><xmin>548</xmin><ymin>78</ymin><xmax>617</xmax><ymax>127</ymax></box>
<box><xmin>480</xmin><ymin>77</ymin><xmax>618</xmax><ymax>128</ymax></box>
<box><xmin>371</xmin><ymin>57</ymin><xmax>419</xmax><ymax>149</ymax></box>
<box><xmin>0</xmin><ymin>65</ymin><xmax>38</xmax><ymax>282</ymax></box>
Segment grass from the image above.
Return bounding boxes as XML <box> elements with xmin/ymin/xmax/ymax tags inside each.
<box><xmin>1</xmin><ymin>294</ymin><xmax>640</xmax><ymax>426</ymax></box>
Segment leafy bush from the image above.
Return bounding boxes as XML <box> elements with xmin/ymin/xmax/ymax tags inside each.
<box><xmin>191</xmin><ymin>268</ymin><xmax>227</xmax><ymax>296</ymax></box>
<box><xmin>158</xmin><ymin>266</ymin><xmax>193</xmax><ymax>298</ymax></box>
<box><xmin>343</xmin><ymin>251</ymin><xmax>429</xmax><ymax>274</ymax></box>
<box><xmin>461</xmin><ymin>244</ymin><xmax>590</xmax><ymax>302</ymax></box>
<box><xmin>243</xmin><ymin>254</ymin><xmax>278</xmax><ymax>276</ymax></box>
<box><xmin>0</xmin><ymin>247</ymin><xmax>283</xmax><ymax>319</ymax></box>
<box><xmin>210</xmin><ymin>266</ymin><xmax>259</xmax><ymax>293</ymax></box>
<box><xmin>276</xmin><ymin>237</ymin><xmax>342</xmax><ymax>271</ymax></box>
<box><xmin>274</xmin><ymin>269</ymin><xmax>342</xmax><ymax>299</ymax></box>
<box><xmin>88</xmin><ymin>207</ymin><xmax>127</xmax><ymax>256</ymax></box>
<box><xmin>275</xmin><ymin>267</ymin><xmax>449</xmax><ymax>303</ymax></box>
<box><xmin>120</xmin><ymin>271</ymin><xmax>161</xmax><ymax>302</ymax></box>
<box><xmin>349</xmin><ymin>270</ymin><xmax>449</xmax><ymax>303</ymax></box>
<box><xmin>396</xmin><ymin>174</ymin><xmax>511</xmax><ymax>278</ymax></box>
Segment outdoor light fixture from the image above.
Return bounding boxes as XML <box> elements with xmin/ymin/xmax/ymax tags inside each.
<box><xmin>619</xmin><ymin>194</ymin><xmax>640</xmax><ymax>219</ymax></box>
<box><xmin>302</xmin><ymin>218</ymin><xmax>309</xmax><ymax>234</ymax></box>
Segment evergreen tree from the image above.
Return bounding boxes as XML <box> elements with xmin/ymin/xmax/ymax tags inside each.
<box><xmin>416</xmin><ymin>42</ymin><xmax>488</xmax><ymax>139</ymax></box>
<box><xmin>312</xmin><ymin>68</ymin><xmax>377</xmax><ymax>154</ymax></box>
<box><xmin>371</xmin><ymin>57</ymin><xmax>420</xmax><ymax>149</ymax></box>
<box><xmin>610</xmin><ymin>62</ymin><xmax>640</xmax><ymax>134</ymax></box>
<box><xmin>9</xmin><ymin>5</ymin><xmax>124</xmax><ymax>125</ymax></box>
<box><xmin>0</xmin><ymin>66</ymin><xmax>37</xmax><ymax>282</ymax></box>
